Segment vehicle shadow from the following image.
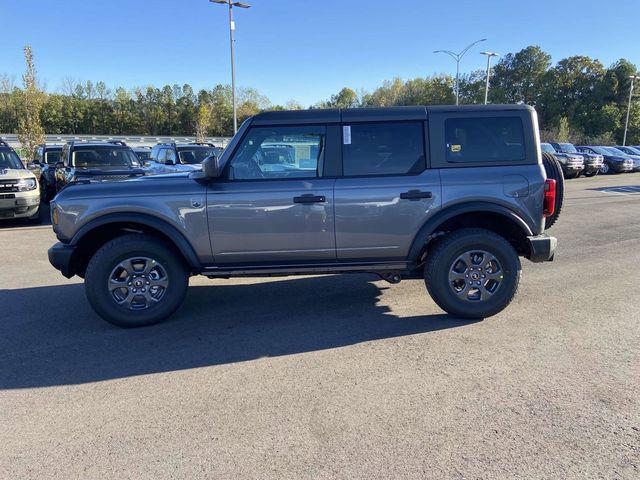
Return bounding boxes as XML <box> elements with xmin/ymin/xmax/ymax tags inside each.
<box><xmin>0</xmin><ymin>275</ymin><xmax>478</xmax><ymax>390</ymax></box>
<box><xmin>587</xmin><ymin>185</ymin><xmax>640</xmax><ymax>194</ymax></box>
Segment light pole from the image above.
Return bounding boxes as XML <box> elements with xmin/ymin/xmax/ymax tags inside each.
<box><xmin>210</xmin><ymin>0</ymin><xmax>251</xmax><ymax>134</ymax></box>
<box><xmin>480</xmin><ymin>51</ymin><xmax>499</xmax><ymax>105</ymax></box>
<box><xmin>434</xmin><ymin>38</ymin><xmax>487</xmax><ymax>105</ymax></box>
<box><xmin>623</xmin><ymin>74</ymin><xmax>639</xmax><ymax>146</ymax></box>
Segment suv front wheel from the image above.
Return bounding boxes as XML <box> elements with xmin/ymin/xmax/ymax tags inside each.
<box><xmin>85</xmin><ymin>234</ymin><xmax>189</xmax><ymax>327</ymax></box>
<box><xmin>424</xmin><ymin>228</ymin><xmax>521</xmax><ymax>319</ymax></box>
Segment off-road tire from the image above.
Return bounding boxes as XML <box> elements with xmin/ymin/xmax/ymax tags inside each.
<box><xmin>425</xmin><ymin>228</ymin><xmax>521</xmax><ymax>319</ymax></box>
<box><xmin>542</xmin><ymin>152</ymin><xmax>564</xmax><ymax>230</ymax></box>
<box><xmin>85</xmin><ymin>234</ymin><xmax>189</xmax><ymax>328</ymax></box>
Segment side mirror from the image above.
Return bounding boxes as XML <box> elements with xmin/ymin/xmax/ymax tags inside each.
<box><xmin>165</xmin><ymin>159</ymin><xmax>175</xmax><ymax>166</ymax></box>
<box><xmin>202</xmin><ymin>155</ymin><xmax>222</xmax><ymax>178</ymax></box>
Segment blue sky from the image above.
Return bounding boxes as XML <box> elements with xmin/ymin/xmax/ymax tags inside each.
<box><xmin>2</xmin><ymin>0</ymin><xmax>639</xmax><ymax>106</ymax></box>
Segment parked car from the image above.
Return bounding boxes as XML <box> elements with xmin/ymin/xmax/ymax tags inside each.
<box><xmin>132</xmin><ymin>146</ymin><xmax>152</xmax><ymax>164</ymax></box>
<box><xmin>146</xmin><ymin>142</ymin><xmax>224</xmax><ymax>175</ymax></box>
<box><xmin>54</xmin><ymin>141</ymin><xmax>146</xmax><ymax>192</ymax></box>
<box><xmin>540</xmin><ymin>143</ymin><xmax>584</xmax><ymax>178</ymax></box>
<box><xmin>614</xmin><ymin>146</ymin><xmax>640</xmax><ymax>171</ymax></box>
<box><xmin>28</xmin><ymin>144</ymin><xmax>63</xmax><ymax>201</ymax></box>
<box><xmin>551</xmin><ymin>142</ymin><xmax>603</xmax><ymax>177</ymax></box>
<box><xmin>49</xmin><ymin>105</ymin><xmax>559</xmax><ymax>327</ymax></box>
<box><xmin>576</xmin><ymin>146</ymin><xmax>634</xmax><ymax>174</ymax></box>
<box><xmin>0</xmin><ymin>138</ymin><xmax>41</xmax><ymax>222</ymax></box>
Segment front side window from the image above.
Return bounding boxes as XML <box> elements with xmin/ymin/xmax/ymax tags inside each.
<box><xmin>228</xmin><ymin>126</ymin><xmax>325</xmax><ymax>180</ymax></box>
<box><xmin>342</xmin><ymin>122</ymin><xmax>425</xmax><ymax>176</ymax></box>
<box><xmin>445</xmin><ymin>117</ymin><xmax>525</xmax><ymax>163</ymax></box>
<box><xmin>72</xmin><ymin>148</ymin><xmax>138</xmax><ymax>168</ymax></box>
<box><xmin>0</xmin><ymin>150</ymin><xmax>24</xmax><ymax>170</ymax></box>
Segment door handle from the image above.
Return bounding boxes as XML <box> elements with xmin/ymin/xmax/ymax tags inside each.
<box><xmin>293</xmin><ymin>194</ymin><xmax>326</xmax><ymax>204</ymax></box>
<box><xmin>400</xmin><ymin>190</ymin><xmax>432</xmax><ymax>201</ymax></box>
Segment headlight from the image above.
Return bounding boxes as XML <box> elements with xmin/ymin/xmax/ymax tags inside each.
<box><xmin>17</xmin><ymin>178</ymin><xmax>37</xmax><ymax>191</ymax></box>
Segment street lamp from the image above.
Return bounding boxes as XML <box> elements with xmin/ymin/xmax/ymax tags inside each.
<box><xmin>480</xmin><ymin>51</ymin><xmax>499</xmax><ymax>105</ymax></box>
<box><xmin>623</xmin><ymin>74</ymin><xmax>639</xmax><ymax>146</ymax></box>
<box><xmin>209</xmin><ymin>0</ymin><xmax>251</xmax><ymax>134</ymax></box>
<box><xmin>434</xmin><ymin>38</ymin><xmax>487</xmax><ymax>105</ymax></box>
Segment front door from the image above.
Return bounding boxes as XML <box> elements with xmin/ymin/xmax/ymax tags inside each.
<box><xmin>207</xmin><ymin>125</ymin><xmax>336</xmax><ymax>265</ymax></box>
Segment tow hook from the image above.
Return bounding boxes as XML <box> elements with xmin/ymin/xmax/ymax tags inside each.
<box><xmin>378</xmin><ymin>271</ymin><xmax>402</xmax><ymax>284</ymax></box>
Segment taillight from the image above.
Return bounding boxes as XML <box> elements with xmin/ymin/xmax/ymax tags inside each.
<box><xmin>544</xmin><ymin>179</ymin><xmax>556</xmax><ymax>217</ymax></box>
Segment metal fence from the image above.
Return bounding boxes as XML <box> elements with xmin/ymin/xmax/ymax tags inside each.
<box><xmin>0</xmin><ymin>134</ymin><xmax>232</xmax><ymax>150</ymax></box>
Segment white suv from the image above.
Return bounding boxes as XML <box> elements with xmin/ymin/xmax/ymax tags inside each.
<box><xmin>0</xmin><ymin>139</ymin><xmax>40</xmax><ymax>222</ymax></box>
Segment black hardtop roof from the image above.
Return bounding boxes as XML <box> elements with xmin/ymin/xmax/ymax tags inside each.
<box><xmin>71</xmin><ymin>143</ymin><xmax>130</xmax><ymax>149</ymax></box>
<box><xmin>251</xmin><ymin>104</ymin><xmax>533</xmax><ymax>125</ymax></box>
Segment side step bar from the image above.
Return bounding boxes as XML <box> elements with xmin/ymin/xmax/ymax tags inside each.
<box><xmin>201</xmin><ymin>261</ymin><xmax>410</xmax><ymax>278</ymax></box>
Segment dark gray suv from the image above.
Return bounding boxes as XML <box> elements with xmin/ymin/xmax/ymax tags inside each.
<box><xmin>48</xmin><ymin>105</ymin><xmax>558</xmax><ymax>327</ymax></box>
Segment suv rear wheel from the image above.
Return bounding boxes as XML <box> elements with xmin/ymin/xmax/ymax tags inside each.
<box><xmin>85</xmin><ymin>234</ymin><xmax>189</xmax><ymax>327</ymax></box>
<box><xmin>424</xmin><ymin>228</ymin><xmax>521</xmax><ymax>319</ymax></box>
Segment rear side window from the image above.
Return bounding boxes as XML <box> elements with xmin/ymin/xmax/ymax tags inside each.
<box><xmin>445</xmin><ymin>117</ymin><xmax>525</xmax><ymax>163</ymax></box>
<box><xmin>342</xmin><ymin>122</ymin><xmax>425</xmax><ymax>176</ymax></box>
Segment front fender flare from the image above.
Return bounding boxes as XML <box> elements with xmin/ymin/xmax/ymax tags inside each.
<box><xmin>70</xmin><ymin>212</ymin><xmax>202</xmax><ymax>270</ymax></box>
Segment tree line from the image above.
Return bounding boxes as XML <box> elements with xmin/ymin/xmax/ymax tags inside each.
<box><xmin>1</xmin><ymin>45</ymin><xmax>639</xmax><ymax>147</ymax></box>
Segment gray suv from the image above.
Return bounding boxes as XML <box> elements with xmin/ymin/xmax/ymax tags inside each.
<box><xmin>48</xmin><ymin>105</ymin><xmax>558</xmax><ymax>327</ymax></box>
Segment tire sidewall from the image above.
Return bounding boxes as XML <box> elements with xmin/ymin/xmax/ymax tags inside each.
<box><xmin>85</xmin><ymin>238</ymin><xmax>188</xmax><ymax>327</ymax></box>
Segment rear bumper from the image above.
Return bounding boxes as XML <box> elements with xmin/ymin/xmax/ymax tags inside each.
<box><xmin>48</xmin><ymin>242</ymin><xmax>77</xmax><ymax>278</ymax></box>
<box><xmin>527</xmin><ymin>234</ymin><xmax>557</xmax><ymax>263</ymax></box>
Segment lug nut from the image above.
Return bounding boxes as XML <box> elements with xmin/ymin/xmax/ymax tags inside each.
<box><xmin>132</xmin><ymin>289</ymin><xmax>137</xmax><ymax>293</ymax></box>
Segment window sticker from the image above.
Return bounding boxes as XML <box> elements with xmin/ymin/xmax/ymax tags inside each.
<box><xmin>450</xmin><ymin>144</ymin><xmax>462</xmax><ymax>153</ymax></box>
<box><xmin>343</xmin><ymin>125</ymin><xmax>352</xmax><ymax>145</ymax></box>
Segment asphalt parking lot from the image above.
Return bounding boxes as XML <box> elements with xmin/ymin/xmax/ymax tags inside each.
<box><xmin>1</xmin><ymin>174</ymin><xmax>639</xmax><ymax>479</ymax></box>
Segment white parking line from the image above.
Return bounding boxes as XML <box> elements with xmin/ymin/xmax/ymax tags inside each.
<box><xmin>599</xmin><ymin>186</ymin><xmax>640</xmax><ymax>195</ymax></box>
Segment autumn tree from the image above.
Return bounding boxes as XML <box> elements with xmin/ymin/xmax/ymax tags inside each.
<box><xmin>17</xmin><ymin>46</ymin><xmax>45</xmax><ymax>160</ymax></box>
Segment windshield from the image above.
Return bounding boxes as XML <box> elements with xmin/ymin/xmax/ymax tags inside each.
<box><xmin>619</xmin><ymin>146</ymin><xmax>640</xmax><ymax>155</ymax></box>
<box><xmin>0</xmin><ymin>150</ymin><xmax>24</xmax><ymax>170</ymax></box>
<box><xmin>135</xmin><ymin>151</ymin><xmax>151</xmax><ymax>161</ymax></box>
<box><xmin>177</xmin><ymin>147</ymin><xmax>220</xmax><ymax>165</ymax></box>
<box><xmin>540</xmin><ymin>143</ymin><xmax>556</xmax><ymax>153</ymax></box>
<box><xmin>604</xmin><ymin>147</ymin><xmax>627</xmax><ymax>156</ymax></box>
<box><xmin>557</xmin><ymin>143</ymin><xmax>578</xmax><ymax>153</ymax></box>
<box><xmin>590</xmin><ymin>147</ymin><xmax>612</xmax><ymax>155</ymax></box>
<box><xmin>72</xmin><ymin>147</ymin><xmax>139</xmax><ymax>168</ymax></box>
<box><xmin>45</xmin><ymin>150</ymin><xmax>62</xmax><ymax>164</ymax></box>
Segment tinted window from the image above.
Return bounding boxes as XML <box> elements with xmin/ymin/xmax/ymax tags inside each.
<box><xmin>228</xmin><ymin>126</ymin><xmax>325</xmax><ymax>180</ymax></box>
<box><xmin>71</xmin><ymin>147</ymin><xmax>138</xmax><ymax>168</ymax></box>
<box><xmin>540</xmin><ymin>143</ymin><xmax>556</xmax><ymax>154</ymax></box>
<box><xmin>177</xmin><ymin>146</ymin><xmax>219</xmax><ymax>165</ymax></box>
<box><xmin>45</xmin><ymin>150</ymin><xmax>62</xmax><ymax>164</ymax></box>
<box><xmin>342</xmin><ymin>122</ymin><xmax>425</xmax><ymax>176</ymax></box>
<box><xmin>445</xmin><ymin>117</ymin><xmax>525</xmax><ymax>163</ymax></box>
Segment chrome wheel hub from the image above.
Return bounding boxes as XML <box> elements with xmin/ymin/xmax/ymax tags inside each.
<box><xmin>448</xmin><ymin>250</ymin><xmax>503</xmax><ymax>302</ymax></box>
<box><xmin>108</xmin><ymin>257</ymin><xmax>169</xmax><ymax>310</ymax></box>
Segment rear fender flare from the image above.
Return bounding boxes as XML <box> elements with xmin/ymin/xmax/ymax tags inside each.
<box><xmin>407</xmin><ymin>202</ymin><xmax>533</xmax><ymax>265</ymax></box>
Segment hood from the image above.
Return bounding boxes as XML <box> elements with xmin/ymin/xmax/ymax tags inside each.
<box><xmin>55</xmin><ymin>171</ymin><xmax>196</xmax><ymax>201</ymax></box>
<box><xmin>0</xmin><ymin>168</ymin><xmax>36</xmax><ymax>180</ymax></box>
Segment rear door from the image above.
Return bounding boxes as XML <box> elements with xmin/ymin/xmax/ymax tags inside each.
<box><xmin>206</xmin><ymin>124</ymin><xmax>339</xmax><ymax>264</ymax></box>
<box><xmin>334</xmin><ymin>119</ymin><xmax>442</xmax><ymax>261</ymax></box>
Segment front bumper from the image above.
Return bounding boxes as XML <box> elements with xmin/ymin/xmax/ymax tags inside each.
<box><xmin>584</xmin><ymin>160</ymin><xmax>604</xmax><ymax>173</ymax></box>
<box><xmin>527</xmin><ymin>234</ymin><xmax>557</xmax><ymax>263</ymax></box>
<box><xmin>48</xmin><ymin>242</ymin><xmax>77</xmax><ymax>278</ymax></box>
<box><xmin>612</xmin><ymin>162</ymin><xmax>634</xmax><ymax>173</ymax></box>
<box><xmin>0</xmin><ymin>192</ymin><xmax>40</xmax><ymax>219</ymax></box>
